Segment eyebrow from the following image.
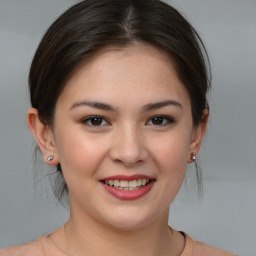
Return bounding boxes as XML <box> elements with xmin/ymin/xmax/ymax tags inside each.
<box><xmin>142</xmin><ymin>100</ymin><xmax>182</xmax><ymax>112</ymax></box>
<box><xmin>70</xmin><ymin>100</ymin><xmax>117</xmax><ymax>111</ymax></box>
<box><xmin>70</xmin><ymin>99</ymin><xmax>182</xmax><ymax>112</ymax></box>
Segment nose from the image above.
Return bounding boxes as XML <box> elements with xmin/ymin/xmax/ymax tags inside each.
<box><xmin>109</xmin><ymin>125</ymin><xmax>148</xmax><ymax>167</ymax></box>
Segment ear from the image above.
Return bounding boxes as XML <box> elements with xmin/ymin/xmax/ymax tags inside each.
<box><xmin>187</xmin><ymin>109</ymin><xmax>209</xmax><ymax>163</ymax></box>
<box><xmin>27</xmin><ymin>108</ymin><xmax>59</xmax><ymax>165</ymax></box>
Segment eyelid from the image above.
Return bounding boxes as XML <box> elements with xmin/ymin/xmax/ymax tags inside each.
<box><xmin>81</xmin><ymin>115</ymin><xmax>110</xmax><ymax>127</ymax></box>
<box><xmin>80</xmin><ymin>115</ymin><xmax>175</xmax><ymax>127</ymax></box>
<box><xmin>146</xmin><ymin>115</ymin><xmax>175</xmax><ymax>126</ymax></box>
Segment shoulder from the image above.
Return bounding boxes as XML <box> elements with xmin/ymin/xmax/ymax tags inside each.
<box><xmin>0</xmin><ymin>236</ymin><xmax>65</xmax><ymax>256</ymax></box>
<box><xmin>193</xmin><ymin>240</ymin><xmax>237</xmax><ymax>256</ymax></box>
<box><xmin>184</xmin><ymin>233</ymin><xmax>237</xmax><ymax>256</ymax></box>
<box><xmin>0</xmin><ymin>240</ymin><xmax>42</xmax><ymax>256</ymax></box>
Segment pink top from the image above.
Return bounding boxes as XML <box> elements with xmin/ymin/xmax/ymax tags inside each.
<box><xmin>0</xmin><ymin>233</ymin><xmax>237</xmax><ymax>256</ymax></box>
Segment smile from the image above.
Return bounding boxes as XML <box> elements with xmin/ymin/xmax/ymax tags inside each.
<box><xmin>102</xmin><ymin>179</ymin><xmax>151</xmax><ymax>191</ymax></box>
<box><xmin>100</xmin><ymin>175</ymin><xmax>156</xmax><ymax>200</ymax></box>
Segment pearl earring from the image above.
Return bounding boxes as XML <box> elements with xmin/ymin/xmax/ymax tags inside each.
<box><xmin>190</xmin><ymin>152</ymin><xmax>196</xmax><ymax>161</ymax></box>
<box><xmin>47</xmin><ymin>155</ymin><xmax>54</xmax><ymax>161</ymax></box>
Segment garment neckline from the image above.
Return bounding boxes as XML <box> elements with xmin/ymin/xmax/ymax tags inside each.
<box><xmin>179</xmin><ymin>232</ymin><xmax>194</xmax><ymax>256</ymax></box>
<box><xmin>42</xmin><ymin>230</ymin><xmax>193</xmax><ymax>256</ymax></box>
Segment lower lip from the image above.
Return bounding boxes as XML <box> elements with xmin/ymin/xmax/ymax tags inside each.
<box><xmin>101</xmin><ymin>181</ymin><xmax>155</xmax><ymax>200</ymax></box>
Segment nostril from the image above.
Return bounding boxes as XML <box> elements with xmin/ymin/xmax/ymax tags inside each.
<box><xmin>108</xmin><ymin>133</ymin><xmax>149</xmax><ymax>167</ymax></box>
<box><xmin>110</xmin><ymin>152</ymin><xmax>145</xmax><ymax>167</ymax></box>
<box><xmin>116</xmin><ymin>159</ymin><xmax>144</xmax><ymax>167</ymax></box>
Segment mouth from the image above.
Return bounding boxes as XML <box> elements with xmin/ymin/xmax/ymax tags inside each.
<box><xmin>101</xmin><ymin>178</ymin><xmax>153</xmax><ymax>191</ymax></box>
<box><xmin>100</xmin><ymin>175</ymin><xmax>156</xmax><ymax>200</ymax></box>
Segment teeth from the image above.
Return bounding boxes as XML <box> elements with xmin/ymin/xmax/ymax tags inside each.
<box><xmin>120</xmin><ymin>180</ymin><xmax>128</xmax><ymax>187</ymax></box>
<box><xmin>115</xmin><ymin>186</ymin><xmax>141</xmax><ymax>191</ymax></box>
<box><xmin>129</xmin><ymin>180</ymin><xmax>137</xmax><ymax>188</ymax></box>
<box><xmin>104</xmin><ymin>179</ymin><xmax>150</xmax><ymax>189</ymax></box>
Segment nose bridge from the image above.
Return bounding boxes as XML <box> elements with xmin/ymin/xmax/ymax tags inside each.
<box><xmin>110</xmin><ymin>122</ymin><xmax>147</xmax><ymax>166</ymax></box>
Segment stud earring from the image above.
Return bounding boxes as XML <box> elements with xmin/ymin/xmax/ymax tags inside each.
<box><xmin>190</xmin><ymin>152</ymin><xmax>196</xmax><ymax>161</ymax></box>
<box><xmin>47</xmin><ymin>155</ymin><xmax>54</xmax><ymax>161</ymax></box>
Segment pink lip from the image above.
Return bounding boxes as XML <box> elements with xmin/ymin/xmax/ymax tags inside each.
<box><xmin>101</xmin><ymin>174</ymin><xmax>155</xmax><ymax>181</ymax></box>
<box><xmin>100</xmin><ymin>175</ymin><xmax>156</xmax><ymax>200</ymax></box>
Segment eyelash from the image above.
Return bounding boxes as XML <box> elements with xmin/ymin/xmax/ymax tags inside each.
<box><xmin>146</xmin><ymin>115</ymin><xmax>175</xmax><ymax>126</ymax></box>
<box><xmin>81</xmin><ymin>116</ymin><xmax>109</xmax><ymax>127</ymax></box>
<box><xmin>81</xmin><ymin>115</ymin><xmax>175</xmax><ymax>127</ymax></box>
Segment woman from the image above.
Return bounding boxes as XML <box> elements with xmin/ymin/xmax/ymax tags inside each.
<box><xmin>0</xmin><ymin>0</ymin><xmax>237</xmax><ymax>255</ymax></box>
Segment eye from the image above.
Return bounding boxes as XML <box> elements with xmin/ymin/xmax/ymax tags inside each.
<box><xmin>82</xmin><ymin>116</ymin><xmax>109</xmax><ymax>127</ymax></box>
<box><xmin>147</xmin><ymin>115</ymin><xmax>174</xmax><ymax>126</ymax></box>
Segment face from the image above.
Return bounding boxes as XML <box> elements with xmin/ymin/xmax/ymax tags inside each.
<box><xmin>48</xmin><ymin>44</ymin><xmax>204</xmax><ymax>229</ymax></box>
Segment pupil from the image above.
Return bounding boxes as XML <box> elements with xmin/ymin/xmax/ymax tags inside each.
<box><xmin>91</xmin><ymin>117</ymin><xmax>102</xmax><ymax>126</ymax></box>
<box><xmin>152</xmin><ymin>117</ymin><xmax>163</xmax><ymax>125</ymax></box>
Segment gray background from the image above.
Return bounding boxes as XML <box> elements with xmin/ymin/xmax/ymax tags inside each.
<box><xmin>0</xmin><ymin>0</ymin><xmax>255</xmax><ymax>255</ymax></box>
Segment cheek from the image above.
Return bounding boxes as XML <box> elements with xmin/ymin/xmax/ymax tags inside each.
<box><xmin>150</xmin><ymin>131</ymin><xmax>191</xmax><ymax>186</ymax></box>
<box><xmin>158</xmin><ymin>143</ymin><xmax>188</xmax><ymax>181</ymax></box>
<box><xmin>54</xmin><ymin>128</ymin><xmax>108</xmax><ymax>178</ymax></box>
<box><xmin>152</xmin><ymin>131</ymin><xmax>191</xmax><ymax>166</ymax></box>
<box><xmin>156</xmin><ymin>142</ymin><xmax>188</xmax><ymax>203</ymax></box>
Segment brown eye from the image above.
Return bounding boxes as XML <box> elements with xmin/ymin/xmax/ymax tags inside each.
<box><xmin>82</xmin><ymin>116</ymin><xmax>109</xmax><ymax>127</ymax></box>
<box><xmin>147</xmin><ymin>116</ymin><xmax>174</xmax><ymax>126</ymax></box>
<box><xmin>90</xmin><ymin>117</ymin><xmax>103</xmax><ymax>126</ymax></box>
<box><xmin>152</xmin><ymin>117</ymin><xmax>164</xmax><ymax>125</ymax></box>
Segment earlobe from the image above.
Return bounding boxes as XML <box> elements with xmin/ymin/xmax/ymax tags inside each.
<box><xmin>27</xmin><ymin>108</ymin><xmax>59</xmax><ymax>165</ymax></box>
<box><xmin>188</xmin><ymin>109</ymin><xmax>209</xmax><ymax>163</ymax></box>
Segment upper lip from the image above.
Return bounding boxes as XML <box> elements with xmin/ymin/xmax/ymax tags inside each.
<box><xmin>101</xmin><ymin>175</ymin><xmax>155</xmax><ymax>181</ymax></box>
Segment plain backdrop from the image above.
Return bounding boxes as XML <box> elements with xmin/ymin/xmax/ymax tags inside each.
<box><xmin>0</xmin><ymin>0</ymin><xmax>255</xmax><ymax>255</ymax></box>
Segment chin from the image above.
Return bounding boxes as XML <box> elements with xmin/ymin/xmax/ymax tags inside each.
<box><xmin>102</xmin><ymin>208</ymin><xmax>157</xmax><ymax>231</ymax></box>
<box><xmin>107</xmin><ymin>219</ymin><xmax>149</xmax><ymax>231</ymax></box>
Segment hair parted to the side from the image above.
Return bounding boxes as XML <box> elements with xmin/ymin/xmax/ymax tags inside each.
<box><xmin>29</xmin><ymin>0</ymin><xmax>211</xmax><ymax>202</ymax></box>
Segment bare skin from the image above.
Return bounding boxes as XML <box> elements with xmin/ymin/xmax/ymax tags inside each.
<box><xmin>49</xmin><ymin>217</ymin><xmax>186</xmax><ymax>256</ymax></box>
<box><xmin>27</xmin><ymin>44</ymin><xmax>208</xmax><ymax>256</ymax></box>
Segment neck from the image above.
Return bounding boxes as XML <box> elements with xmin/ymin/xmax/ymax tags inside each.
<box><xmin>65</xmin><ymin>210</ymin><xmax>177</xmax><ymax>256</ymax></box>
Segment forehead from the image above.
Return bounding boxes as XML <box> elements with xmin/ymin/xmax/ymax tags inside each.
<box><xmin>68</xmin><ymin>43</ymin><xmax>175</xmax><ymax>83</ymax></box>
<box><xmin>57</xmin><ymin>43</ymin><xmax>191</xmax><ymax>109</ymax></box>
